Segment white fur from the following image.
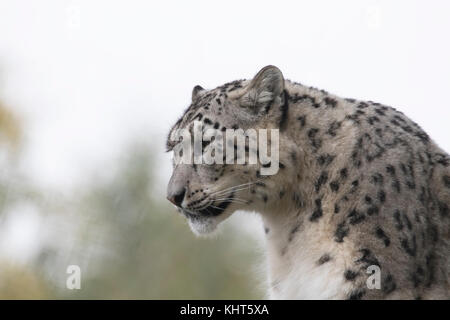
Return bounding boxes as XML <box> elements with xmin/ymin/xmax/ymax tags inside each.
<box><xmin>271</xmin><ymin>260</ymin><xmax>347</xmax><ymax>299</ymax></box>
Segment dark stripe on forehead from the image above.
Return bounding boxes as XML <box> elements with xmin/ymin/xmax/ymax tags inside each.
<box><xmin>279</xmin><ymin>90</ymin><xmax>289</xmax><ymax>131</ymax></box>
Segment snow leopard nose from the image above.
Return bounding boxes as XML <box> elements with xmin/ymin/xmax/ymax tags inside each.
<box><xmin>167</xmin><ymin>169</ymin><xmax>189</xmax><ymax>207</ymax></box>
<box><xmin>167</xmin><ymin>187</ymin><xmax>186</xmax><ymax>207</ymax></box>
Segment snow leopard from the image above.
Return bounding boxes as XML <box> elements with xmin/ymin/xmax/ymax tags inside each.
<box><xmin>166</xmin><ymin>65</ymin><xmax>450</xmax><ymax>299</ymax></box>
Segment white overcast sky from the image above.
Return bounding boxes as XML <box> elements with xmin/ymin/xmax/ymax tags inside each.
<box><xmin>0</xmin><ymin>0</ymin><xmax>449</xmax><ymax>194</ymax></box>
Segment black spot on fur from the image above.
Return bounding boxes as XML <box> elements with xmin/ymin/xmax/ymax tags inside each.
<box><xmin>418</xmin><ymin>187</ymin><xmax>426</xmax><ymax>205</ymax></box>
<box><xmin>330</xmin><ymin>181</ymin><xmax>340</xmax><ymax>192</ymax></box>
<box><xmin>371</xmin><ymin>173</ymin><xmax>384</xmax><ymax>185</ymax></box>
<box><xmin>334</xmin><ymin>204</ymin><xmax>340</xmax><ymax>214</ymax></box>
<box><xmin>401</xmin><ymin>235</ymin><xmax>417</xmax><ymax>257</ymax></box>
<box><xmin>392</xmin><ymin>180</ymin><xmax>401</xmax><ymax>193</ymax></box>
<box><xmin>315</xmin><ymin>172</ymin><xmax>328</xmax><ymax>192</ymax></box>
<box><xmin>427</xmin><ymin>222</ymin><xmax>439</xmax><ymax>244</ymax></box>
<box><xmin>425</xmin><ymin>253</ymin><xmax>436</xmax><ymax>287</ymax></box>
<box><xmin>375</xmin><ymin>128</ymin><xmax>383</xmax><ymax>137</ymax></box>
<box><xmin>391</xmin><ymin>119</ymin><xmax>400</xmax><ymax>126</ymax></box>
<box><xmin>374</xmin><ymin>108</ymin><xmax>386</xmax><ymax>116</ymax></box>
<box><xmin>435</xmin><ymin>154</ymin><xmax>450</xmax><ymax>166</ymax></box>
<box><xmin>297</xmin><ymin>116</ymin><xmax>306</xmax><ymax>128</ymax></box>
<box><xmin>335</xmin><ymin>222</ymin><xmax>349</xmax><ymax>242</ymax></box>
<box><xmin>324</xmin><ymin>97</ymin><xmax>338</xmax><ymax>108</ymax></box>
<box><xmin>375</xmin><ymin>227</ymin><xmax>391</xmax><ymax>247</ymax></box>
<box><xmin>378</xmin><ymin>190</ymin><xmax>386</xmax><ymax>203</ymax></box>
<box><xmin>367</xmin><ymin>205</ymin><xmax>379</xmax><ymax>216</ymax></box>
<box><xmin>351</xmin><ymin>150</ymin><xmax>361</xmax><ymax>168</ymax></box>
<box><xmin>348</xmin><ymin>289</ymin><xmax>365</xmax><ymax>300</ymax></box>
<box><xmin>348</xmin><ymin>209</ymin><xmax>365</xmax><ymax>225</ymax></box>
<box><xmin>317</xmin><ymin>254</ymin><xmax>332</xmax><ymax>265</ymax></box>
<box><xmin>308</xmin><ymin>128</ymin><xmax>319</xmax><ymax>137</ymax></box>
<box><xmin>327</xmin><ymin>121</ymin><xmax>341</xmax><ymax>137</ymax></box>
<box><xmin>403</xmin><ymin>213</ymin><xmax>412</xmax><ymax>230</ymax></box>
<box><xmin>290</xmin><ymin>151</ymin><xmax>297</xmax><ymax>163</ymax></box>
<box><xmin>293</xmin><ymin>193</ymin><xmax>303</xmax><ymax>208</ymax></box>
<box><xmin>357</xmin><ymin>102</ymin><xmax>369</xmax><ymax>109</ymax></box>
<box><xmin>414</xmin><ymin>130</ymin><xmax>430</xmax><ymax>144</ymax></box>
<box><xmin>438</xmin><ymin>201</ymin><xmax>449</xmax><ymax>217</ymax></box>
<box><xmin>443</xmin><ymin>175</ymin><xmax>450</xmax><ymax>188</ymax></box>
<box><xmin>310</xmin><ymin>198</ymin><xmax>323</xmax><ymax>222</ymax></box>
<box><xmin>386</xmin><ymin>165</ymin><xmax>396</xmax><ymax>176</ymax></box>
<box><xmin>307</xmin><ymin>128</ymin><xmax>321</xmax><ymax>149</ymax></box>
<box><xmin>288</xmin><ymin>223</ymin><xmax>301</xmax><ymax>242</ymax></box>
<box><xmin>357</xmin><ymin>248</ymin><xmax>380</xmax><ymax>267</ymax></box>
<box><xmin>411</xmin><ymin>266</ymin><xmax>425</xmax><ymax>288</ymax></box>
<box><xmin>346</xmin><ymin>113</ymin><xmax>361</xmax><ymax>125</ymax></box>
<box><xmin>367</xmin><ymin>116</ymin><xmax>380</xmax><ymax>125</ymax></box>
<box><xmin>318</xmin><ymin>154</ymin><xmax>335</xmax><ymax>166</ymax></box>
<box><xmin>344</xmin><ymin>270</ymin><xmax>359</xmax><ymax>281</ymax></box>
<box><xmin>340</xmin><ymin>168</ymin><xmax>348</xmax><ymax>179</ymax></box>
<box><xmin>382</xmin><ymin>274</ymin><xmax>397</xmax><ymax>294</ymax></box>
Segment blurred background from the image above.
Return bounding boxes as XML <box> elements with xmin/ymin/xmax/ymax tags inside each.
<box><xmin>0</xmin><ymin>0</ymin><xmax>449</xmax><ymax>299</ymax></box>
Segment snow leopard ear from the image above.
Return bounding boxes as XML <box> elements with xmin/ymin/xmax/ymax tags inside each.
<box><xmin>192</xmin><ymin>85</ymin><xmax>205</xmax><ymax>102</ymax></box>
<box><xmin>240</xmin><ymin>65</ymin><xmax>284</xmax><ymax>112</ymax></box>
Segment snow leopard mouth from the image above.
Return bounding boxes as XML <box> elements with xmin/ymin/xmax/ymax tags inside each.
<box><xmin>181</xmin><ymin>193</ymin><xmax>234</xmax><ymax>218</ymax></box>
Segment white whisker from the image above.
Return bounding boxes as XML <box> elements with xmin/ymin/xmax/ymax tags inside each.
<box><xmin>209</xmin><ymin>179</ymin><xmax>263</xmax><ymax>196</ymax></box>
